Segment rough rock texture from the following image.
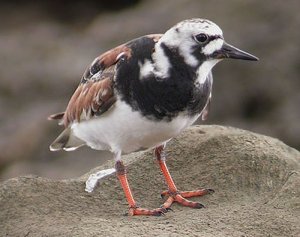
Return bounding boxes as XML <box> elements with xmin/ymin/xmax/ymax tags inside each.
<box><xmin>1</xmin><ymin>126</ymin><xmax>299</xmax><ymax>237</ymax></box>
<box><xmin>1</xmin><ymin>0</ymin><xmax>300</xmax><ymax>180</ymax></box>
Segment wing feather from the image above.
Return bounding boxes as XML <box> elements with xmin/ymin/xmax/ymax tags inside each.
<box><xmin>62</xmin><ymin>45</ymin><xmax>132</xmax><ymax>127</ymax></box>
<box><xmin>49</xmin><ymin>34</ymin><xmax>162</xmax><ymax>127</ymax></box>
<box><xmin>64</xmin><ymin>74</ymin><xmax>115</xmax><ymax>126</ymax></box>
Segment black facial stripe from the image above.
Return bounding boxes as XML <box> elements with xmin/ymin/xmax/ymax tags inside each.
<box><xmin>191</xmin><ymin>34</ymin><xmax>223</xmax><ymax>61</ymax></box>
<box><xmin>160</xmin><ymin>42</ymin><xmax>198</xmax><ymax>73</ymax></box>
<box><xmin>209</xmin><ymin>35</ymin><xmax>223</xmax><ymax>41</ymax></box>
<box><xmin>191</xmin><ymin>44</ymin><xmax>207</xmax><ymax>63</ymax></box>
<box><xmin>203</xmin><ymin>35</ymin><xmax>222</xmax><ymax>47</ymax></box>
<box><xmin>192</xmin><ymin>35</ymin><xmax>218</xmax><ymax>50</ymax></box>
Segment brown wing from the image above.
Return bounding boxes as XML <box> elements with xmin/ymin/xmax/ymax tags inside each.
<box><xmin>63</xmin><ymin>72</ymin><xmax>114</xmax><ymax>126</ymax></box>
<box><xmin>49</xmin><ymin>34</ymin><xmax>162</xmax><ymax>127</ymax></box>
<box><xmin>62</xmin><ymin>44</ymin><xmax>132</xmax><ymax>127</ymax></box>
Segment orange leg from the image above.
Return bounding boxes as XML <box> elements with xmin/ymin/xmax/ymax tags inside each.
<box><xmin>115</xmin><ymin>160</ymin><xmax>169</xmax><ymax>216</ymax></box>
<box><xmin>155</xmin><ymin>145</ymin><xmax>214</xmax><ymax>210</ymax></box>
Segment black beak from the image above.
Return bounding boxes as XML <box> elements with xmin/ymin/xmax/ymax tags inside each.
<box><xmin>215</xmin><ymin>42</ymin><xmax>259</xmax><ymax>61</ymax></box>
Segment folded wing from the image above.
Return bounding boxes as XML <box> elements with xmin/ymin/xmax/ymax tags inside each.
<box><xmin>49</xmin><ymin>44</ymin><xmax>132</xmax><ymax>151</ymax></box>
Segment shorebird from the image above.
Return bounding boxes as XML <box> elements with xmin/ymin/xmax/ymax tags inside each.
<box><xmin>49</xmin><ymin>18</ymin><xmax>258</xmax><ymax>216</ymax></box>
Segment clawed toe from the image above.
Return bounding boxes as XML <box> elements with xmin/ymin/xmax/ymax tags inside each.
<box><xmin>165</xmin><ymin>207</ymin><xmax>174</xmax><ymax>212</ymax></box>
<box><xmin>116</xmin><ymin>148</ymin><xmax>215</xmax><ymax>216</ymax></box>
<box><xmin>193</xmin><ymin>203</ymin><xmax>205</xmax><ymax>209</ymax></box>
<box><xmin>161</xmin><ymin>190</ymin><xmax>169</xmax><ymax>198</ymax></box>
<box><xmin>159</xmin><ymin>188</ymin><xmax>214</xmax><ymax>210</ymax></box>
<box><xmin>127</xmin><ymin>206</ymin><xmax>171</xmax><ymax>216</ymax></box>
<box><xmin>161</xmin><ymin>188</ymin><xmax>214</xmax><ymax>199</ymax></box>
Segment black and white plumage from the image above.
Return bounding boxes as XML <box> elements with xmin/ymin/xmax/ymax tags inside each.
<box><xmin>49</xmin><ymin>18</ymin><xmax>258</xmax><ymax>216</ymax></box>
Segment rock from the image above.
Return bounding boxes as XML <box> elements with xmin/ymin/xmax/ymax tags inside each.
<box><xmin>0</xmin><ymin>125</ymin><xmax>299</xmax><ymax>237</ymax></box>
<box><xmin>1</xmin><ymin>0</ymin><xmax>300</xmax><ymax>180</ymax></box>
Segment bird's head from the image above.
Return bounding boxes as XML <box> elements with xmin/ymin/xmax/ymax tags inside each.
<box><xmin>159</xmin><ymin>18</ymin><xmax>258</xmax><ymax>69</ymax></box>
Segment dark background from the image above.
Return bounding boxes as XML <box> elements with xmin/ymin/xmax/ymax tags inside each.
<box><xmin>0</xmin><ymin>0</ymin><xmax>299</xmax><ymax>180</ymax></box>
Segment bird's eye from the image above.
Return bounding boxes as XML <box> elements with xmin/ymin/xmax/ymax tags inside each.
<box><xmin>195</xmin><ymin>33</ymin><xmax>209</xmax><ymax>43</ymax></box>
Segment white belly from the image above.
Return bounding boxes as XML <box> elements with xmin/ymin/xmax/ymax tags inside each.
<box><xmin>71</xmin><ymin>100</ymin><xmax>200</xmax><ymax>154</ymax></box>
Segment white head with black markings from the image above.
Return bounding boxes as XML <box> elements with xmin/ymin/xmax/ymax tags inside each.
<box><xmin>154</xmin><ymin>18</ymin><xmax>258</xmax><ymax>81</ymax></box>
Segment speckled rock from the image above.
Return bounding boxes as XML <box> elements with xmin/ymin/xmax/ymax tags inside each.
<box><xmin>1</xmin><ymin>126</ymin><xmax>299</xmax><ymax>237</ymax></box>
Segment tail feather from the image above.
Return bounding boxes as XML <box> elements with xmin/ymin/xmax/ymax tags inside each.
<box><xmin>48</xmin><ymin>112</ymin><xmax>65</xmax><ymax>126</ymax></box>
<box><xmin>48</xmin><ymin>112</ymin><xmax>65</xmax><ymax>120</ymax></box>
<box><xmin>50</xmin><ymin>127</ymin><xmax>85</xmax><ymax>151</ymax></box>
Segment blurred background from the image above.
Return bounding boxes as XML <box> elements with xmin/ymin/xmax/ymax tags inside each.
<box><xmin>0</xmin><ymin>0</ymin><xmax>299</xmax><ymax>180</ymax></box>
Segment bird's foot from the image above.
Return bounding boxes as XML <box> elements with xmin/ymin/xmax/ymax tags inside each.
<box><xmin>126</xmin><ymin>206</ymin><xmax>171</xmax><ymax>216</ymax></box>
<box><xmin>160</xmin><ymin>188</ymin><xmax>214</xmax><ymax>209</ymax></box>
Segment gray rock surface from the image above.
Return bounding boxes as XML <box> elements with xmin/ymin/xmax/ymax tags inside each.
<box><xmin>1</xmin><ymin>0</ymin><xmax>300</xmax><ymax>180</ymax></box>
<box><xmin>1</xmin><ymin>125</ymin><xmax>299</xmax><ymax>237</ymax></box>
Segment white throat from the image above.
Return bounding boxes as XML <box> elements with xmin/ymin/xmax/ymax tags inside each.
<box><xmin>196</xmin><ymin>59</ymin><xmax>220</xmax><ymax>84</ymax></box>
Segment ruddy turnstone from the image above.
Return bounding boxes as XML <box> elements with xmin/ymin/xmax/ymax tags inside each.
<box><xmin>49</xmin><ymin>18</ymin><xmax>258</xmax><ymax>216</ymax></box>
